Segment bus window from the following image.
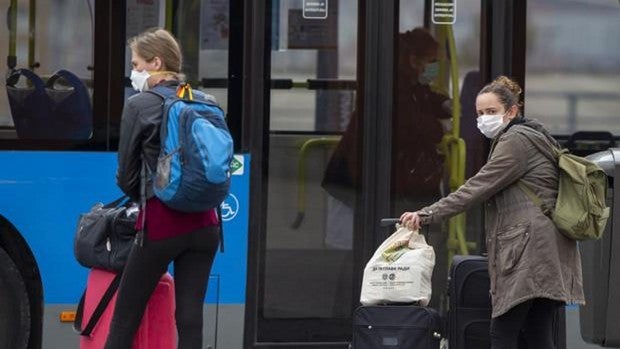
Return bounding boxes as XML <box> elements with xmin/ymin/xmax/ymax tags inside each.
<box><xmin>525</xmin><ymin>1</ymin><xmax>620</xmax><ymax>136</ymax></box>
<box><xmin>1</xmin><ymin>0</ymin><xmax>94</xmax><ymax>141</ymax></box>
<box><xmin>270</xmin><ymin>0</ymin><xmax>356</xmax><ymax>132</ymax></box>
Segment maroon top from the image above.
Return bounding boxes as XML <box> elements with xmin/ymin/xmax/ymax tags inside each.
<box><xmin>135</xmin><ymin>197</ymin><xmax>219</xmax><ymax>240</ymax></box>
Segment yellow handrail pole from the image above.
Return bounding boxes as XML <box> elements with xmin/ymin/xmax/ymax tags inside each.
<box><xmin>165</xmin><ymin>0</ymin><xmax>174</xmax><ymax>32</ymax></box>
<box><xmin>443</xmin><ymin>136</ymin><xmax>469</xmax><ymax>256</ymax></box>
<box><xmin>435</xmin><ymin>25</ymin><xmax>462</xmax><ymax>262</ymax></box>
<box><xmin>8</xmin><ymin>0</ymin><xmax>17</xmax><ymax>70</ymax></box>
<box><xmin>448</xmin><ymin>26</ymin><xmax>473</xmax><ymax>256</ymax></box>
<box><xmin>447</xmin><ymin>26</ymin><xmax>461</xmax><ymax>140</ymax></box>
<box><xmin>28</xmin><ymin>0</ymin><xmax>36</xmax><ymax>70</ymax></box>
<box><xmin>443</xmin><ymin>23</ymin><xmax>471</xmax><ymax>261</ymax></box>
<box><xmin>455</xmin><ymin>139</ymin><xmax>469</xmax><ymax>254</ymax></box>
<box><xmin>291</xmin><ymin>137</ymin><xmax>340</xmax><ymax>229</ymax></box>
<box><xmin>433</xmin><ymin>26</ymin><xmax>450</xmax><ymax>95</ymax></box>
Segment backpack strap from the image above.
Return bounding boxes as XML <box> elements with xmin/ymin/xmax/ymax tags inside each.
<box><xmin>146</xmin><ymin>85</ymin><xmax>177</xmax><ymax>100</ymax></box>
<box><xmin>217</xmin><ymin>205</ymin><xmax>225</xmax><ymax>253</ymax></box>
<box><xmin>511</xmin><ymin>126</ymin><xmax>567</xmax><ymax>218</ymax></box>
<box><xmin>148</xmin><ymin>84</ymin><xmax>220</xmax><ymax>107</ymax></box>
<box><xmin>137</xmin><ymin>86</ymin><xmax>176</xmax><ymax>247</ymax></box>
<box><xmin>136</xmin><ymin>154</ymin><xmax>151</xmax><ymax>247</ymax></box>
<box><xmin>517</xmin><ymin>181</ymin><xmax>552</xmax><ymax>216</ymax></box>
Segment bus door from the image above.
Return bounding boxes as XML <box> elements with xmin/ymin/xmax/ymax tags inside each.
<box><xmin>246</xmin><ymin>1</ymin><xmax>362</xmax><ymax>346</ymax></box>
<box><xmin>241</xmin><ymin>0</ymin><xmax>480</xmax><ymax>345</ymax></box>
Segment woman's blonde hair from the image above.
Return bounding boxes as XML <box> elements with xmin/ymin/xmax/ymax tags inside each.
<box><xmin>128</xmin><ymin>28</ymin><xmax>182</xmax><ymax>73</ymax></box>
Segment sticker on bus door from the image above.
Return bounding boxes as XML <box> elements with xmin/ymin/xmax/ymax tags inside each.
<box><xmin>432</xmin><ymin>0</ymin><xmax>456</xmax><ymax>25</ymax></box>
<box><xmin>303</xmin><ymin>0</ymin><xmax>328</xmax><ymax>20</ymax></box>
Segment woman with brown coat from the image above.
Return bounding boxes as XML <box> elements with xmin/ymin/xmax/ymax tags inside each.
<box><xmin>401</xmin><ymin>76</ymin><xmax>585</xmax><ymax>348</ymax></box>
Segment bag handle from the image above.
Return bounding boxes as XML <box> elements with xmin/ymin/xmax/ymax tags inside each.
<box><xmin>6</xmin><ymin>68</ymin><xmax>45</xmax><ymax>89</ymax></box>
<box><xmin>380</xmin><ymin>217</ymin><xmax>430</xmax><ymax>239</ymax></box>
<box><xmin>102</xmin><ymin>195</ymin><xmax>129</xmax><ymax>209</ymax></box>
<box><xmin>45</xmin><ymin>69</ymin><xmax>84</xmax><ymax>89</ymax></box>
<box><xmin>73</xmin><ymin>272</ymin><xmax>122</xmax><ymax>336</ymax></box>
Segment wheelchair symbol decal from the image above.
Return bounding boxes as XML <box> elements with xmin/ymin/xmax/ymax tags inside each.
<box><xmin>221</xmin><ymin>193</ymin><xmax>239</xmax><ymax>222</ymax></box>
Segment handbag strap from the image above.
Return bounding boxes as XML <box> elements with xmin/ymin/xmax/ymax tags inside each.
<box><xmin>102</xmin><ymin>195</ymin><xmax>130</xmax><ymax>209</ymax></box>
<box><xmin>73</xmin><ymin>272</ymin><xmax>122</xmax><ymax>336</ymax></box>
<box><xmin>135</xmin><ymin>154</ymin><xmax>149</xmax><ymax>247</ymax></box>
<box><xmin>217</xmin><ymin>205</ymin><xmax>224</xmax><ymax>253</ymax></box>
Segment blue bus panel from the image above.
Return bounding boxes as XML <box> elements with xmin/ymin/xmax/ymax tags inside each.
<box><xmin>0</xmin><ymin>151</ymin><xmax>249</xmax><ymax>305</ymax></box>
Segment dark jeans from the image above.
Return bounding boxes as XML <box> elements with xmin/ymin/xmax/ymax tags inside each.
<box><xmin>490</xmin><ymin>298</ymin><xmax>562</xmax><ymax>349</ymax></box>
<box><xmin>103</xmin><ymin>226</ymin><xmax>220</xmax><ymax>349</ymax></box>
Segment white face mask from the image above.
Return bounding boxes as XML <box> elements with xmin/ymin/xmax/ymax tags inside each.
<box><xmin>130</xmin><ymin>69</ymin><xmax>151</xmax><ymax>92</ymax></box>
<box><xmin>476</xmin><ymin>113</ymin><xmax>506</xmax><ymax>138</ymax></box>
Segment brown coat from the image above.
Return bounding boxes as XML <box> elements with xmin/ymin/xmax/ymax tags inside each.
<box><xmin>419</xmin><ymin>118</ymin><xmax>585</xmax><ymax>317</ymax></box>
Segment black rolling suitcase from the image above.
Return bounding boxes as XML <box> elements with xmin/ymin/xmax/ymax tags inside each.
<box><xmin>448</xmin><ymin>255</ymin><xmax>566</xmax><ymax>349</ymax></box>
<box><xmin>352</xmin><ymin>305</ymin><xmax>442</xmax><ymax>349</ymax></box>
<box><xmin>448</xmin><ymin>255</ymin><xmax>492</xmax><ymax>348</ymax></box>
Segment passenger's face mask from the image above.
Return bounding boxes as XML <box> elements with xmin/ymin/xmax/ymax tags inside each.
<box><xmin>476</xmin><ymin>112</ymin><xmax>506</xmax><ymax>139</ymax></box>
<box><xmin>130</xmin><ymin>69</ymin><xmax>151</xmax><ymax>92</ymax></box>
<box><xmin>418</xmin><ymin>61</ymin><xmax>439</xmax><ymax>85</ymax></box>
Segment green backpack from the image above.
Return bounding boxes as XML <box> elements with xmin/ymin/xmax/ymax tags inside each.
<box><xmin>518</xmin><ymin>148</ymin><xmax>610</xmax><ymax>241</ymax></box>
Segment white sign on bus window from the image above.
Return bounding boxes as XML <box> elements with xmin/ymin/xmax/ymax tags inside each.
<box><xmin>432</xmin><ymin>0</ymin><xmax>456</xmax><ymax>25</ymax></box>
<box><xmin>303</xmin><ymin>0</ymin><xmax>328</xmax><ymax>20</ymax></box>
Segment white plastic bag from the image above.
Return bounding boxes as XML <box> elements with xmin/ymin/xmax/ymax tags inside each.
<box><xmin>360</xmin><ymin>225</ymin><xmax>435</xmax><ymax>306</ymax></box>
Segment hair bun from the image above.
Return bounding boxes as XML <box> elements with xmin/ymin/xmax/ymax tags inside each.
<box><xmin>492</xmin><ymin>76</ymin><xmax>522</xmax><ymax>98</ymax></box>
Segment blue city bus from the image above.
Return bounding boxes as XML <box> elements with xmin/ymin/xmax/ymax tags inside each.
<box><xmin>0</xmin><ymin>1</ymin><xmax>619</xmax><ymax>348</ymax></box>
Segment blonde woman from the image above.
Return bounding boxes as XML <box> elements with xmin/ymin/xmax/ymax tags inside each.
<box><xmin>105</xmin><ymin>29</ymin><xmax>220</xmax><ymax>349</ymax></box>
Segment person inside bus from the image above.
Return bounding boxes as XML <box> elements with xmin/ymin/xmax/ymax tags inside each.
<box><xmin>400</xmin><ymin>76</ymin><xmax>585</xmax><ymax>349</ymax></box>
<box><xmin>392</xmin><ymin>27</ymin><xmax>452</xmax><ymax>208</ymax></box>
<box><xmin>321</xmin><ymin>27</ymin><xmax>451</xmax><ymax>248</ymax></box>
<box><xmin>321</xmin><ymin>28</ymin><xmax>451</xmax><ymax>310</ymax></box>
<box><xmin>391</xmin><ymin>27</ymin><xmax>452</xmax><ymax>310</ymax></box>
<box><xmin>105</xmin><ymin>28</ymin><xmax>220</xmax><ymax>349</ymax></box>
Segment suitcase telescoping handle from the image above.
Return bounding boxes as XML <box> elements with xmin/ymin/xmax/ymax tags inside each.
<box><xmin>380</xmin><ymin>217</ymin><xmax>430</xmax><ymax>238</ymax></box>
<box><xmin>380</xmin><ymin>218</ymin><xmax>401</xmax><ymax>227</ymax></box>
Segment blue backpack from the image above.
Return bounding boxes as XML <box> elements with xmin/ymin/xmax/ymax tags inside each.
<box><xmin>148</xmin><ymin>84</ymin><xmax>233</xmax><ymax>212</ymax></box>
